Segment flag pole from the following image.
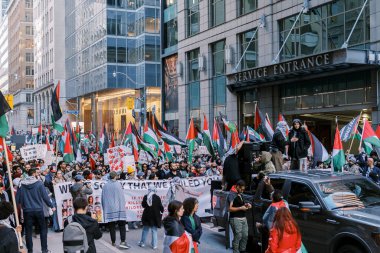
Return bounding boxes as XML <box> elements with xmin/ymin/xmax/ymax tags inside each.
<box><xmin>348</xmin><ymin>110</ymin><xmax>363</xmax><ymax>154</ymax></box>
<box><xmin>358</xmin><ymin>119</ymin><xmax>365</xmax><ymax>154</ymax></box>
<box><xmin>2</xmin><ymin>137</ymin><xmax>23</xmax><ymax>249</ymax></box>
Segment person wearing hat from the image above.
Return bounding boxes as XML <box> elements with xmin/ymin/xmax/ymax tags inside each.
<box><xmin>287</xmin><ymin>119</ymin><xmax>311</xmax><ymax>172</ymax></box>
<box><xmin>70</xmin><ymin>174</ymin><xmax>93</xmax><ymax>200</ymax></box>
<box><xmin>101</xmin><ymin>171</ymin><xmax>130</xmax><ymax>249</ymax></box>
<box><xmin>126</xmin><ymin>165</ymin><xmax>136</xmax><ymax>180</ymax></box>
<box><xmin>344</xmin><ymin>156</ymin><xmax>361</xmax><ymax>175</ymax></box>
<box><xmin>270</xmin><ymin>121</ymin><xmax>289</xmax><ymax>171</ymax></box>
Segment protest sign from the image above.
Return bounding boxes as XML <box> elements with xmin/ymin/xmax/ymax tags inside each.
<box><xmin>54</xmin><ymin>182</ymin><xmax>104</xmax><ymax>229</ymax></box>
<box><xmin>54</xmin><ymin>176</ymin><xmax>220</xmax><ymax>229</ymax></box>
<box><xmin>44</xmin><ymin>151</ymin><xmax>55</xmax><ymax>165</ymax></box>
<box><xmin>107</xmin><ymin>146</ymin><xmax>130</xmax><ymax>172</ymax></box>
<box><xmin>20</xmin><ymin>144</ymin><xmax>47</xmax><ymax>161</ymax></box>
<box><xmin>195</xmin><ymin>146</ymin><xmax>210</xmax><ymax>155</ymax></box>
<box><xmin>123</xmin><ymin>155</ymin><xmax>136</xmax><ymax>171</ymax></box>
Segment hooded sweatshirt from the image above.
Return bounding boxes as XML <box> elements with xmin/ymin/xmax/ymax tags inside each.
<box><xmin>70</xmin><ymin>214</ymin><xmax>102</xmax><ymax>253</ymax></box>
<box><xmin>16</xmin><ymin>176</ymin><xmax>53</xmax><ymax>212</ymax></box>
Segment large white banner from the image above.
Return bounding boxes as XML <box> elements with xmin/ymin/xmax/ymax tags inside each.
<box><xmin>54</xmin><ymin>176</ymin><xmax>220</xmax><ymax>229</ymax></box>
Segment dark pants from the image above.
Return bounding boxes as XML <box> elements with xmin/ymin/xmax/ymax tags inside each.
<box><xmin>24</xmin><ymin>211</ymin><xmax>48</xmax><ymax>253</ymax></box>
<box><xmin>108</xmin><ymin>220</ymin><xmax>126</xmax><ymax>243</ymax></box>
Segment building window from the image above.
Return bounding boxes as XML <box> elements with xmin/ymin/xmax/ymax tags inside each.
<box><xmin>187</xmin><ymin>48</ymin><xmax>199</xmax><ymax>82</ymax></box>
<box><xmin>25</xmin><ymin>0</ymin><xmax>32</xmax><ymax>8</ymax></box>
<box><xmin>239</xmin><ymin>29</ymin><xmax>258</xmax><ymax>70</ymax></box>
<box><xmin>279</xmin><ymin>0</ymin><xmax>370</xmax><ymax>61</ymax></box>
<box><xmin>209</xmin><ymin>0</ymin><xmax>225</xmax><ymax>27</ymax></box>
<box><xmin>187</xmin><ymin>48</ymin><xmax>200</xmax><ymax>110</ymax></box>
<box><xmin>239</xmin><ymin>0</ymin><xmax>257</xmax><ymax>16</ymax></box>
<box><xmin>25</xmin><ymin>12</ymin><xmax>32</xmax><ymax>22</ymax></box>
<box><xmin>26</xmin><ymin>94</ymin><xmax>32</xmax><ymax>103</ymax></box>
<box><xmin>211</xmin><ymin>40</ymin><xmax>226</xmax><ymax>106</ymax></box>
<box><xmin>26</xmin><ymin>66</ymin><xmax>34</xmax><ymax>76</ymax></box>
<box><xmin>25</xmin><ymin>26</ymin><xmax>33</xmax><ymax>35</ymax></box>
<box><xmin>145</xmin><ymin>8</ymin><xmax>160</xmax><ymax>33</ymax></box>
<box><xmin>164</xmin><ymin>19</ymin><xmax>177</xmax><ymax>49</ymax></box>
<box><xmin>187</xmin><ymin>0</ymin><xmax>199</xmax><ymax>37</ymax></box>
<box><xmin>26</xmin><ymin>52</ymin><xmax>34</xmax><ymax>62</ymax></box>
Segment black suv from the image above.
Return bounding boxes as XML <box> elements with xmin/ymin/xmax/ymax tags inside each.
<box><xmin>212</xmin><ymin>171</ymin><xmax>380</xmax><ymax>253</ymax></box>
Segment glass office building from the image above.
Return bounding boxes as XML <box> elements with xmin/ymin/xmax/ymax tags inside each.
<box><xmin>65</xmin><ymin>0</ymin><xmax>161</xmax><ymax>135</ymax></box>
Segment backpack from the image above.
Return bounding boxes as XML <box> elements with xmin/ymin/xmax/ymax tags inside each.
<box><xmin>63</xmin><ymin>216</ymin><xmax>89</xmax><ymax>253</ymax></box>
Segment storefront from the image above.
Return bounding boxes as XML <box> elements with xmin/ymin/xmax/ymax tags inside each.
<box><xmin>227</xmin><ymin>48</ymin><xmax>379</xmax><ymax>150</ymax></box>
<box><xmin>79</xmin><ymin>87</ymin><xmax>162</xmax><ymax>138</ymax></box>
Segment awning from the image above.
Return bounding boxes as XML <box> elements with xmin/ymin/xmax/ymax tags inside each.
<box><xmin>227</xmin><ymin>49</ymin><xmax>378</xmax><ymax>92</ymax></box>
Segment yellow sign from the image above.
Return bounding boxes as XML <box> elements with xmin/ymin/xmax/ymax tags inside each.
<box><xmin>126</xmin><ymin>97</ymin><xmax>134</xmax><ymax>110</ymax></box>
<box><xmin>5</xmin><ymin>94</ymin><xmax>13</xmax><ymax>109</ymax></box>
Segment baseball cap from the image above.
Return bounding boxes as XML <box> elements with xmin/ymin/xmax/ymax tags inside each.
<box><xmin>74</xmin><ymin>175</ymin><xmax>84</xmax><ymax>181</ymax></box>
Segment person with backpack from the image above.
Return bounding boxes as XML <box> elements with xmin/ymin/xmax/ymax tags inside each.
<box><xmin>70</xmin><ymin>175</ymin><xmax>93</xmax><ymax>200</ymax></box>
<box><xmin>101</xmin><ymin>171</ymin><xmax>130</xmax><ymax>249</ymax></box>
<box><xmin>16</xmin><ymin>168</ymin><xmax>55</xmax><ymax>253</ymax></box>
<box><xmin>63</xmin><ymin>197</ymin><xmax>102</xmax><ymax>253</ymax></box>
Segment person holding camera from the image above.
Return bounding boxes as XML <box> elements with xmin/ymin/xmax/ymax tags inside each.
<box><xmin>228</xmin><ymin>180</ymin><xmax>252</xmax><ymax>253</ymax></box>
<box><xmin>70</xmin><ymin>175</ymin><xmax>93</xmax><ymax>200</ymax></box>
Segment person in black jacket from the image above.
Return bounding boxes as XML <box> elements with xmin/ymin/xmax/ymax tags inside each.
<box><xmin>270</xmin><ymin>121</ymin><xmax>288</xmax><ymax>171</ymax></box>
<box><xmin>288</xmin><ymin>119</ymin><xmax>311</xmax><ymax>172</ymax></box>
<box><xmin>64</xmin><ymin>197</ymin><xmax>102</xmax><ymax>253</ymax></box>
<box><xmin>138</xmin><ymin>185</ymin><xmax>164</xmax><ymax>249</ymax></box>
<box><xmin>181</xmin><ymin>197</ymin><xmax>202</xmax><ymax>245</ymax></box>
<box><xmin>0</xmin><ymin>202</ymin><xmax>26</xmax><ymax>253</ymax></box>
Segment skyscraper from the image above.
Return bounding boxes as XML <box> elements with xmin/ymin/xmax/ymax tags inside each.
<box><xmin>33</xmin><ymin>0</ymin><xmax>66</xmax><ymax>126</ymax></box>
<box><xmin>7</xmin><ymin>0</ymin><xmax>34</xmax><ymax>131</ymax></box>
<box><xmin>65</xmin><ymin>0</ymin><xmax>161</xmax><ymax>136</ymax></box>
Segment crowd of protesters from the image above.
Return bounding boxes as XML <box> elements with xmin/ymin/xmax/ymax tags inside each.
<box><xmin>0</xmin><ymin>119</ymin><xmax>379</xmax><ymax>253</ymax></box>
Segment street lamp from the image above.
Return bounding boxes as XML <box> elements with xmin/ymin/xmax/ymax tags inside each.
<box><xmin>112</xmin><ymin>70</ymin><xmax>146</xmax><ymax>133</ymax></box>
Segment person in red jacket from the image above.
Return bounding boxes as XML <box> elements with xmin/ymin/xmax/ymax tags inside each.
<box><xmin>266</xmin><ymin>207</ymin><xmax>301</xmax><ymax>253</ymax></box>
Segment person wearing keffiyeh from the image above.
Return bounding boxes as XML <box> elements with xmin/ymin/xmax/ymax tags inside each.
<box><xmin>270</xmin><ymin>121</ymin><xmax>288</xmax><ymax>171</ymax></box>
<box><xmin>139</xmin><ymin>185</ymin><xmax>164</xmax><ymax>249</ymax></box>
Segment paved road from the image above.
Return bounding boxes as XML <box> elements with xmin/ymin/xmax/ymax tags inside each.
<box><xmin>30</xmin><ymin>223</ymin><xmax>231</xmax><ymax>253</ymax></box>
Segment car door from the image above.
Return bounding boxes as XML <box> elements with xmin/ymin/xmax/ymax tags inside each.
<box><xmin>252</xmin><ymin>178</ymin><xmax>286</xmax><ymax>246</ymax></box>
<box><xmin>284</xmin><ymin>180</ymin><xmax>333</xmax><ymax>253</ymax></box>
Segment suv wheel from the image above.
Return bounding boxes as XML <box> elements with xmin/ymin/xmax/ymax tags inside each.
<box><xmin>337</xmin><ymin>244</ymin><xmax>365</xmax><ymax>253</ymax></box>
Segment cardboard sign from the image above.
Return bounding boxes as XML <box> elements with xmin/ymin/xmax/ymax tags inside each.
<box><xmin>20</xmin><ymin>144</ymin><xmax>47</xmax><ymax>161</ymax></box>
<box><xmin>107</xmin><ymin>146</ymin><xmax>131</xmax><ymax>172</ymax></box>
<box><xmin>122</xmin><ymin>155</ymin><xmax>136</xmax><ymax>172</ymax></box>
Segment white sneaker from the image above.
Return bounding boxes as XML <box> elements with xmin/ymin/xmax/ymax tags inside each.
<box><xmin>119</xmin><ymin>242</ymin><xmax>131</xmax><ymax>249</ymax></box>
<box><xmin>126</xmin><ymin>226</ymin><xmax>129</xmax><ymax>232</ymax></box>
<box><xmin>138</xmin><ymin>242</ymin><xmax>145</xmax><ymax>247</ymax></box>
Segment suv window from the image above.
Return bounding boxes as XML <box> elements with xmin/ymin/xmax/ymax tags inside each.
<box><xmin>271</xmin><ymin>178</ymin><xmax>285</xmax><ymax>191</ymax></box>
<box><xmin>288</xmin><ymin>182</ymin><xmax>319</xmax><ymax>206</ymax></box>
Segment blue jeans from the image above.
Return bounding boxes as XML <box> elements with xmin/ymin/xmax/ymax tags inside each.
<box><xmin>51</xmin><ymin>198</ymin><xmax>60</xmax><ymax>231</ymax></box>
<box><xmin>140</xmin><ymin>226</ymin><xmax>158</xmax><ymax>248</ymax></box>
<box><xmin>24</xmin><ymin>211</ymin><xmax>48</xmax><ymax>253</ymax></box>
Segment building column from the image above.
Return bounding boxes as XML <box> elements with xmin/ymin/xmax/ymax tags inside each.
<box><xmin>34</xmin><ymin>96</ymin><xmax>37</xmax><ymax>126</ymax></box>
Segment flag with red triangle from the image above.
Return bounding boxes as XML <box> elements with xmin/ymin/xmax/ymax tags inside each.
<box><xmin>0</xmin><ymin>137</ymin><xmax>13</xmax><ymax>161</ymax></box>
<box><xmin>332</xmin><ymin>125</ymin><xmax>345</xmax><ymax>172</ymax></box>
<box><xmin>212</xmin><ymin>118</ymin><xmax>226</xmax><ymax>157</ymax></box>
<box><xmin>186</xmin><ymin>119</ymin><xmax>197</xmax><ymax>164</ymax></box>
<box><xmin>63</xmin><ymin>130</ymin><xmax>74</xmax><ymax>163</ymax></box>
<box><xmin>362</xmin><ymin>119</ymin><xmax>380</xmax><ymax>147</ymax></box>
<box><xmin>125</xmin><ymin>122</ymin><xmax>139</xmax><ymax>162</ymax></box>
<box><xmin>376</xmin><ymin>124</ymin><xmax>380</xmax><ymax>139</ymax></box>
<box><xmin>110</xmin><ymin>133</ymin><xmax>115</xmax><ymax>148</ymax></box>
<box><xmin>255</xmin><ymin>106</ymin><xmax>274</xmax><ymax>141</ymax></box>
<box><xmin>202</xmin><ymin>114</ymin><xmax>215</xmax><ymax>157</ymax></box>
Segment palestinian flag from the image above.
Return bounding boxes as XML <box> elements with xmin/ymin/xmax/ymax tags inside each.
<box><xmin>51</xmin><ymin>81</ymin><xmax>63</xmax><ymax>121</ymax></box>
<box><xmin>186</xmin><ymin>119</ymin><xmax>196</xmax><ymax>164</ymax></box>
<box><xmin>255</xmin><ymin>106</ymin><xmax>274</xmax><ymax>141</ymax></box>
<box><xmin>163</xmin><ymin>229</ymin><xmax>196</xmax><ymax>253</ymax></box>
<box><xmin>362</xmin><ymin>119</ymin><xmax>380</xmax><ymax>147</ymax></box>
<box><xmin>110</xmin><ymin>133</ymin><xmax>115</xmax><ymax>148</ymax></box>
<box><xmin>202</xmin><ymin>114</ymin><xmax>215</xmax><ymax>157</ymax></box>
<box><xmin>99</xmin><ymin>125</ymin><xmax>109</xmax><ymax>153</ymax></box>
<box><xmin>89</xmin><ymin>154</ymin><xmax>96</xmax><ymax>170</ymax></box>
<box><xmin>63</xmin><ymin>130</ymin><xmax>74</xmax><ymax>163</ymax></box>
<box><xmin>332</xmin><ymin>125</ymin><xmax>345</xmax><ymax>172</ymax></box>
<box><xmin>220</xmin><ymin>116</ymin><xmax>237</xmax><ymax>134</ymax></box>
<box><xmin>162</xmin><ymin>124</ymin><xmax>174</xmax><ymax>161</ymax></box>
<box><xmin>0</xmin><ymin>137</ymin><xmax>13</xmax><ymax>161</ymax></box>
<box><xmin>376</xmin><ymin>124</ymin><xmax>380</xmax><ymax>138</ymax></box>
<box><xmin>131</xmin><ymin>123</ymin><xmax>157</xmax><ymax>158</ymax></box>
<box><xmin>0</xmin><ymin>91</ymin><xmax>11</xmax><ymax>138</ymax></box>
<box><xmin>143</xmin><ymin>121</ymin><xmax>159</xmax><ymax>151</ymax></box>
<box><xmin>125</xmin><ymin>123</ymin><xmax>139</xmax><ymax>161</ymax></box>
<box><xmin>153</xmin><ymin>114</ymin><xmax>186</xmax><ymax>146</ymax></box>
<box><xmin>247</xmin><ymin>126</ymin><xmax>265</xmax><ymax>142</ymax></box>
<box><xmin>65</xmin><ymin>120</ymin><xmax>78</xmax><ymax>157</ymax></box>
<box><xmin>212</xmin><ymin>118</ymin><xmax>226</xmax><ymax>157</ymax></box>
<box><xmin>51</xmin><ymin>115</ymin><xmax>64</xmax><ymax>134</ymax></box>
